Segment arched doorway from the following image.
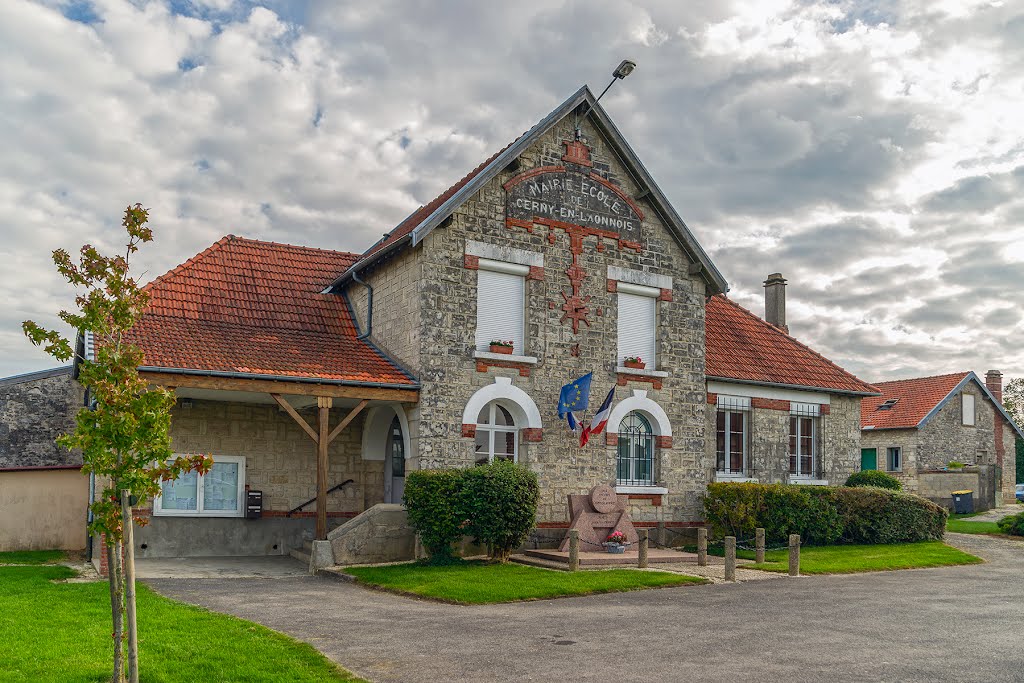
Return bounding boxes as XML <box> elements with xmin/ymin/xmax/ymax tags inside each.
<box><xmin>384</xmin><ymin>415</ymin><xmax>406</xmax><ymax>504</ymax></box>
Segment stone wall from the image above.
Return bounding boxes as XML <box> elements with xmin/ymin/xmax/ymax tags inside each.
<box><xmin>860</xmin><ymin>428</ymin><xmax>921</xmax><ymax>493</ymax></box>
<box><xmin>0</xmin><ymin>368</ymin><xmax>83</xmax><ymax>469</ymax></box>
<box><xmin>406</xmin><ymin>117</ymin><xmax>709</xmax><ymax>524</ymax></box>
<box><xmin>917</xmin><ymin>469</ymin><xmax>992</xmax><ymax>511</ymax></box>
<box><xmin>705</xmin><ymin>394</ymin><xmax>862</xmax><ymax>485</ymax></box>
<box><xmin>165</xmin><ymin>398</ymin><xmax>370</xmax><ymax>513</ymax></box>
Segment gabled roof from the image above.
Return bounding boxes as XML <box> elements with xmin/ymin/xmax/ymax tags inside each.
<box><xmin>705</xmin><ymin>295</ymin><xmax>878</xmax><ymax>396</ymax></box>
<box><xmin>328</xmin><ymin>86</ymin><xmax>728</xmax><ymax>295</ymax></box>
<box><xmin>861</xmin><ymin>371</ymin><xmax>1024</xmax><ymax>438</ymax></box>
<box><xmin>125</xmin><ymin>236</ymin><xmax>417</xmax><ymax>387</ymax></box>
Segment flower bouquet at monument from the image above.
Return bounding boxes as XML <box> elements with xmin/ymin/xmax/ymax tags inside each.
<box><xmin>604</xmin><ymin>530</ymin><xmax>629</xmax><ymax>554</ymax></box>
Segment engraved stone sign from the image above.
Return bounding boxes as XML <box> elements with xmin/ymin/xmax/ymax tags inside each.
<box><xmin>506</xmin><ymin>169</ymin><xmax>643</xmax><ymax>241</ymax></box>
<box><xmin>558</xmin><ymin>484</ymin><xmax>639</xmax><ymax>552</ymax></box>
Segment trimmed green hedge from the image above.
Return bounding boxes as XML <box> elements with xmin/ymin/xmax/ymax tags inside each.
<box><xmin>845</xmin><ymin>470</ymin><xmax>902</xmax><ymax>491</ymax></box>
<box><xmin>404</xmin><ymin>461</ymin><xmax>539</xmax><ymax>563</ymax></box>
<box><xmin>705</xmin><ymin>482</ymin><xmax>947</xmax><ymax>546</ymax></box>
<box><xmin>998</xmin><ymin>512</ymin><xmax>1024</xmax><ymax>536</ymax></box>
<box><xmin>402</xmin><ymin>469</ymin><xmax>465</xmax><ymax>563</ymax></box>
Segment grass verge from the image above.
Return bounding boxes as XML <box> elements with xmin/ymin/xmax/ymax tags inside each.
<box><xmin>745</xmin><ymin>541</ymin><xmax>982</xmax><ymax>574</ymax></box>
<box><xmin>0</xmin><ymin>564</ymin><xmax>365</xmax><ymax>683</ymax></box>
<box><xmin>0</xmin><ymin>550</ymin><xmax>66</xmax><ymax>565</ymax></box>
<box><xmin>345</xmin><ymin>560</ymin><xmax>706</xmax><ymax>604</ymax></box>
<box><xmin>946</xmin><ymin>518</ymin><xmax>1005</xmax><ymax>535</ymax></box>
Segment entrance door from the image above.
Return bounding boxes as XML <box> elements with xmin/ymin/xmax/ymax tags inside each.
<box><xmin>860</xmin><ymin>448</ymin><xmax>877</xmax><ymax>471</ymax></box>
<box><xmin>383</xmin><ymin>416</ymin><xmax>406</xmax><ymax>504</ymax></box>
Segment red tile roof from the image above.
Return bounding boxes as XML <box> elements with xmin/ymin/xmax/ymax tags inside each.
<box><xmin>860</xmin><ymin>372</ymin><xmax>971</xmax><ymax>430</ymax></box>
<box><xmin>705</xmin><ymin>295</ymin><xmax>878</xmax><ymax>395</ymax></box>
<box><xmin>126</xmin><ymin>236</ymin><xmax>416</xmax><ymax>386</ymax></box>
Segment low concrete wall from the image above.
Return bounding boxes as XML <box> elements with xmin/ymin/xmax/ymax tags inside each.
<box><xmin>133</xmin><ymin>516</ymin><xmax>318</xmax><ymax>558</ymax></box>
<box><xmin>918</xmin><ymin>469</ymin><xmax>994</xmax><ymax>511</ymax></box>
<box><xmin>328</xmin><ymin>504</ymin><xmax>416</xmax><ymax>566</ymax></box>
<box><xmin>0</xmin><ymin>468</ymin><xmax>88</xmax><ymax>551</ymax></box>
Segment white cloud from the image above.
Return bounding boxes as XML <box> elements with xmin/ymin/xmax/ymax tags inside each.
<box><xmin>0</xmin><ymin>0</ymin><xmax>1022</xmax><ymax>384</ymax></box>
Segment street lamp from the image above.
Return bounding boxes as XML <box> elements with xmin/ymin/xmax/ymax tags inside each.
<box><xmin>576</xmin><ymin>59</ymin><xmax>637</xmax><ymax>139</ymax></box>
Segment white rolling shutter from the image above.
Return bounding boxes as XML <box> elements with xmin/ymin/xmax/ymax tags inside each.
<box><xmin>617</xmin><ymin>291</ymin><xmax>656</xmax><ymax>366</ymax></box>
<box><xmin>475</xmin><ymin>268</ymin><xmax>525</xmax><ymax>353</ymax></box>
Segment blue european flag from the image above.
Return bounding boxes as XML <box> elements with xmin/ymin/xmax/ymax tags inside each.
<box><xmin>558</xmin><ymin>372</ymin><xmax>592</xmax><ymax>418</ymax></box>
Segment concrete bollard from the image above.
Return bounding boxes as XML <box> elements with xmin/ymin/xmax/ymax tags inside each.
<box><xmin>788</xmin><ymin>534</ymin><xmax>800</xmax><ymax>577</ymax></box>
<box><xmin>724</xmin><ymin>536</ymin><xmax>736</xmax><ymax>582</ymax></box>
<box><xmin>657</xmin><ymin>521</ymin><xmax>667</xmax><ymax>548</ymax></box>
<box><xmin>568</xmin><ymin>529</ymin><xmax>580</xmax><ymax>572</ymax></box>
<box><xmin>697</xmin><ymin>527</ymin><xmax>708</xmax><ymax>567</ymax></box>
<box><xmin>638</xmin><ymin>529</ymin><xmax>649</xmax><ymax>569</ymax></box>
<box><xmin>756</xmin><ymin>528</ymin><xmax>766</xmax><ymax>564</ymax></box>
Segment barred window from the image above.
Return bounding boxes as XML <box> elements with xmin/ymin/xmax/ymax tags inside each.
<box><xmin>616</xmin><ymin>412</ymin><xmax>654</xmax><ymax>486</ymax></box>
<box><xmin>716</xmin><ymin>395</ymin><xmax>750</xmax><ymax>475</ymax></box>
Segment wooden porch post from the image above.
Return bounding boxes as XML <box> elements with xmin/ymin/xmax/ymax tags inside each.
<box><xmin>317</xmin><ymin>396</ymin><xmax>332</xmax><ymax>540</ymax></box>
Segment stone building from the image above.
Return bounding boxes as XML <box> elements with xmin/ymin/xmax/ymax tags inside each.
<box><xmin>861</xmin><ymin>371</ymin><xmax>1022</xmax><ymax>510</ymax></box>
<box><xmin>0</xmin><ymin>367</ymin><xmax>88</xmax><ymax>551</ymax></box>
<box><xmin>68</xmin><ymin>86</ymin><xmax>876</xmax><ymax>566</ymax></box>
<box><xmin>705</xmin><ymin>280</ymin><xmax>878</xmax><ymax>487</ymax></box>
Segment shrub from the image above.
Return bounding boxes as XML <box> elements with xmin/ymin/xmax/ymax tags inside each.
<box><xmin>403</xmin><ymin>469</ymin><xmax>465</xmax><ymax>563</ymax></box>
<box><xmin>845</xmin><ymin>470</ymin><xmax>902</xmax><ymax>491</ymax></box>
<box><xmin>704</xmin><ymin>482</ymin><xmax>946</xmax><ymax>547</ymax></box>
<box><xmin>833</xmin><ymin>487</ymin><xmax>946</xmax><ymax>544</ymax></box>
<box><xmin>997</xmin><ymin>512</ymin><xmax>1024</xmax><ymax>536</ymax></box>
<box><xmin>704</xmin><ymin>482</ymin><xmax>842</xmax><ymax>546</ymax></box>
<box><xmin>460</xmin><ymin>460</ymin><xmax>539</xmax><ymax>562</ymax></box>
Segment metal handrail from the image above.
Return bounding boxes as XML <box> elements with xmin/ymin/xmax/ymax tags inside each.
<box><xmin>286</xmin><ymin>479</ymin><xmax>355</xmax><ymax>517</ymax></box>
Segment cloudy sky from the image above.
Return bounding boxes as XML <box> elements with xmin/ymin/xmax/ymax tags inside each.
<box><xmin>2</xmin><ymin>0</ymin><xmax>1022</xmax><ymax>384</ymax></box>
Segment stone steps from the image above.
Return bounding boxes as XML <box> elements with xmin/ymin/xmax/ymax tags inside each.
<box><xmin>288</xmin><ymin>539</ymin><xmax>314</xmax><ymax>566</ymax></box>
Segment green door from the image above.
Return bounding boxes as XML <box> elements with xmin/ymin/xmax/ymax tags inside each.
<box><xmin>860</xmin><ymin>448</ymin><xmax>877</xmax><ymax>471</ymax></box>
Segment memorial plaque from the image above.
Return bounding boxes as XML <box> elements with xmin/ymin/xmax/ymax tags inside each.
<box><xmin>506</xmin><ymin>170</ymin><xmax>642</xmax><ymax>241</ymax></box>
<box><xmin>559</xmin><ymin>485</ymin><xmax>639</xmax><ymax>552</ymax></box>
<box><xmin>590</xmin><ymin>484</ymin><xmax>618</xmax><ymax>513</ymax></box>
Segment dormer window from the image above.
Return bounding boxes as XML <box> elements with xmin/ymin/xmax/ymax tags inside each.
<box><xmin>877</xmin><ymin>398</ymin><xmax>899</xmax><ymax>411</ymax></box>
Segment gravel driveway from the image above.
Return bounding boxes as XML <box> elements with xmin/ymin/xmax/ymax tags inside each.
<box><xmin>147</xmin><ymin>534</ymin><xmax>1024</xmax><ymax>683</ymax></box>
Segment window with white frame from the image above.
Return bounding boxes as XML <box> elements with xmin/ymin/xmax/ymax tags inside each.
<box><xmin>475</xmin><ymin>260</ymin><xmax>526</xmax><ymax>354</ymax></box>
<box><xmin>716</xmin><ymin>395</ymin><xmax>750</xmax><ymax>475</ymax></box>
<box><xmin>887</xmin><ymin>446</ymin><xmax>902</xmax><ymax>472</ymax></box>
<box><xmin>617</xmin><ymin>412</ymin><xmax>655</xmax><ymax>486</ymax></box>
<box><xmin>617</xmin><ymin>284</ymin><xmax>658</xmax><ymax>367</ymax></box>
<box><xmin>474</xmin><ymin>401</ymin><xmax>519</xmax><ymax>465</ymax></box>
<box><xmin>789</xmin><ymin>403</ymin><xmax>820</xmax><ymax>478</ymax></box>
<box><xmin>962</xmin><ymin>393</ymin><xmax>976</xmax><ymax>426</ymax></box>
<box><xmin>155</xmin><ymin>455</ymin><xmax>246</xmax><ymax>517</ymax></box>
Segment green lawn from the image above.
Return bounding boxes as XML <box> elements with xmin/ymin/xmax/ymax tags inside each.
<box><xmin>0</xmin><ymin>564</ymin><xmax>364</xmax><ymax>683</ymax></box>
<box><xmin>746</xmin><ymin>541</ymin><xmax>982</xmax><ymax>574</ymax></box>
<box><xmin>0</xmin><ymin>549</ymin><xmax>66</xmax><ymax>564</ymax></box>
<box><xmin>946</xmin><ymin>518</ymin><xmax>1005</xmax><ymax>535</ymax></box>
<box><xmin>345</xmin><ymin>560</ymin><xmax>706</xmax><ymax>604</ymax></box>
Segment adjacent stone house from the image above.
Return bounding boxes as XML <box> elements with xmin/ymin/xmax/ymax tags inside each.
<box><xmin>861</xmin><ymin>371</ymin><xmax>1022</xmax><ymax>510</ymax></box>
<box><xmin>0</xmin><ymin>366</ymin><xmax>88</xmax><ymax>551</ymax></box>
<box><xmin>705</xmin><ymin>279</ymin><xmax>878</xmax><ymax>487</ymax></box>
<box><xmin>66</xmin><ymin>86</ymin><xmax>876</xmax><ymax>566</ymax></box>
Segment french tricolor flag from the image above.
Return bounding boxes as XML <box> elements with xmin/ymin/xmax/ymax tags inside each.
<box><xmin>581</xmin><ymin>386</ymin><xmax>615</xmax><ymax>447</ymax></box>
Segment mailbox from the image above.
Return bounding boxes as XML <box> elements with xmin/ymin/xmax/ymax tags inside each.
<box><xmin>246</xmin><ymin>489</ymin><xmax>263</xmax><ymax>519</ymax></box>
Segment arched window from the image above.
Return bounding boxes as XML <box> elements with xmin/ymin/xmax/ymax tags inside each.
<box><xmin>617</xmin><ymin>412</ymin><xmax>654</xmax><ymax>485</ymax></box>
<box><xmin>475</xmin><ymin>401</ymin><xmax>519</xmax><ymax>464</ymax></box>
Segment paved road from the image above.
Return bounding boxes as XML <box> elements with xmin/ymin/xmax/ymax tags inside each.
<box><xmin>147</xmin><ymin>534</ymin><xmax>1024</xmax><ymax>683</ymax></box>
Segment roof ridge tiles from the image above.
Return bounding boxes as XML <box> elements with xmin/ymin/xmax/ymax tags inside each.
<box><xmin>868</xmin><ymin>371</ymin><xmax>972</xmax><ymax>386</ymax></box>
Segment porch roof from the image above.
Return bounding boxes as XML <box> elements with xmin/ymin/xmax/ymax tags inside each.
<box><xmin>120</xmin><ymin>235</ymin><xmax>418</xmax><ymax>396</ymax></box>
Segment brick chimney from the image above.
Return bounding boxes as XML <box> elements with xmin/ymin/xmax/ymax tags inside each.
<box><xmin>763</xmin><ymin>273</ymin><xmax>788</xmax><ymax>333</ymax></box>
<box><xmin>985</xmin><ymin>369</ymin><xmax>1003</xmax><ymax>404</ymax></box>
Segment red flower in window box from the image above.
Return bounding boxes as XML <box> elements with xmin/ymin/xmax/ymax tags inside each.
<box><xmin>489</xmin><ymin>340</ymin><xmax>514</xmax><ymax>354</ymax></box>
<box><xmin>623</xmin><ymin>356</ymin><xmax>645</xmax><ymax>370</ymax></box>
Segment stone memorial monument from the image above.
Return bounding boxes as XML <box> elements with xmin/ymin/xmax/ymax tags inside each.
<box><xmin>558</xmin><ymin>484</ymin><xmax>639</xmax><ymax>552</ymax></box>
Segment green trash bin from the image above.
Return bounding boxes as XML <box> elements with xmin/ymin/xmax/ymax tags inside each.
<box><xmin>952</xmin><ymin>490</ymin><xmax>974</xmax><ymax>514</ymax></box>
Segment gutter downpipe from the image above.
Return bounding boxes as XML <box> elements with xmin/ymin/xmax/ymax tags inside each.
<box><xmin>84</xmin><ymin>387</ymin><xmax>95</xmax><ymax>563</ymax></box>
<box><xmin>351</xmin><ymin>269</ymin><xmax>374</xmax><ymax>340</ymax></box>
